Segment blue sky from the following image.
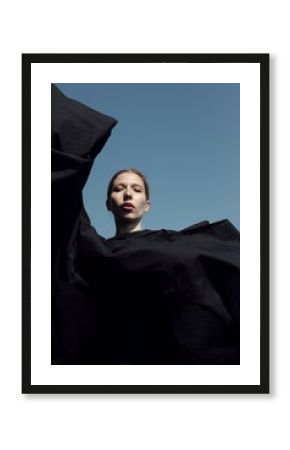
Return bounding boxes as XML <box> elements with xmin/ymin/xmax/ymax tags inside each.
<box><xmin>56</xmin><ymin>83</ymin><xmax>240</xmax><ymax>238</ymax></box>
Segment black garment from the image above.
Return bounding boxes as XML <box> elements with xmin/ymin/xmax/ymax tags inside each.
<box><xmin>51</xmin><ymin>85</ymin><xmax>240</xmax><ymax>365</ymax></box>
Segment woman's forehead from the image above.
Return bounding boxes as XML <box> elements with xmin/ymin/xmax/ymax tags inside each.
<box><xmin>113</xmin><ymin>172</ymin><xmax>144</xmax><ymax>186</ymax></box>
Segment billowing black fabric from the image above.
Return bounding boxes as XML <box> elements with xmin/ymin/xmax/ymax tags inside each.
<box><xmin>51</xmin><ymin>85</ymin><xmax>240</xmax><ymax>365</ymax></box>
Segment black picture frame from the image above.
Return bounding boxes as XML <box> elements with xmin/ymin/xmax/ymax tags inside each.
<box><xmin>22</xmin><ymin>53</ymin><xmax>269</xmax><ymax>394</ymax></box>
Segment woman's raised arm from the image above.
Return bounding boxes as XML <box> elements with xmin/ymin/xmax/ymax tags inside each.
<box><xmin>51</xmin><ymin>85</ymin><xmax>117</xmax><ymax>254</ymax></box>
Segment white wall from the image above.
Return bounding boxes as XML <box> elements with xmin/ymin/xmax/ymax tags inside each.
<box><xmin>0</xmin><ymin>1</ymin><xmax>287</xmax><ymax>449</ymax></box>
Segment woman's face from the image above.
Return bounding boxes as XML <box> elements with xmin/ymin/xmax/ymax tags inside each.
<box><xmin>107</xmin><ymin>172</ymin><xmax>150</xmax><ymax>223</ymax></box>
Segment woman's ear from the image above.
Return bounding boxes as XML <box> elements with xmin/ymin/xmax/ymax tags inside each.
<box><xmin>145</xmin><ymin>200</ymin><xmax>150</xmax><ymax>212</ymax></box>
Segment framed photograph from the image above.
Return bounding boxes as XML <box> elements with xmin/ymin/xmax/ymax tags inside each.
<box><xmin>22</xmin><ymin>53</ymin><xmax>269</xmax><ymax>394</ymax></box>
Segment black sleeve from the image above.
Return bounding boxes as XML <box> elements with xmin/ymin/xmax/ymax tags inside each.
<box><xmin>51</xmin><ymin>84</ymin><xmax>117</xmax><ymax>267</ymax></box>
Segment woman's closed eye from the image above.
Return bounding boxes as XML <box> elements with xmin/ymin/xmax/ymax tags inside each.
<box><xmin>113</xmin><ymin>185</ymin><xmax>143</xmax><ymax>193</ymax></box>
<box><xmin>113</xmin><ymin>185</ymin><xmax>124</xmax><ymax>192</ymax></box>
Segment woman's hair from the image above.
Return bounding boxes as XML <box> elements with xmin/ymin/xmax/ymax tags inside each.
<box><xmin>107</xmin><ymin>169</ymin><xmax>150</xmax><ymax>200</ymax></box>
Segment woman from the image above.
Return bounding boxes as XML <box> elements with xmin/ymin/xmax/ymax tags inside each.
<box><xmin>106</xmin><ymin>169</ymin><xmax>150</xmax><ymax>236</ymax></box>
<box><xmin>51</xmin><ymin>85</ymin><xmax>240</xmax><ymax>365</ymax></box>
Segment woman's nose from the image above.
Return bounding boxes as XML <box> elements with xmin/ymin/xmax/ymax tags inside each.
<box><xmin>124</xmin><ymin>189</ymin><xmax>132</xmax><ymax>199</ymax></box>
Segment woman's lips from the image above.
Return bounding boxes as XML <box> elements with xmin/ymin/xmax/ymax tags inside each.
<box><xmin>122</xmin><ymin>203</ymin><xmax>134</xmax><ymax>209</ymax></box>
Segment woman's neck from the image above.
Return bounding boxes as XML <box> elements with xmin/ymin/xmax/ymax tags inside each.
<box><xmin>115</xmin><ymin>220</ymin><xmax>143</xmax><ymax>236</ymax></box>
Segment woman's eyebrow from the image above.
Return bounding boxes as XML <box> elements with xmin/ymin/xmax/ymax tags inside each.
<box><xmin>114</xmin><ymin>183</ymin><xmax>143</xmax><ymax>187</ymax></box>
